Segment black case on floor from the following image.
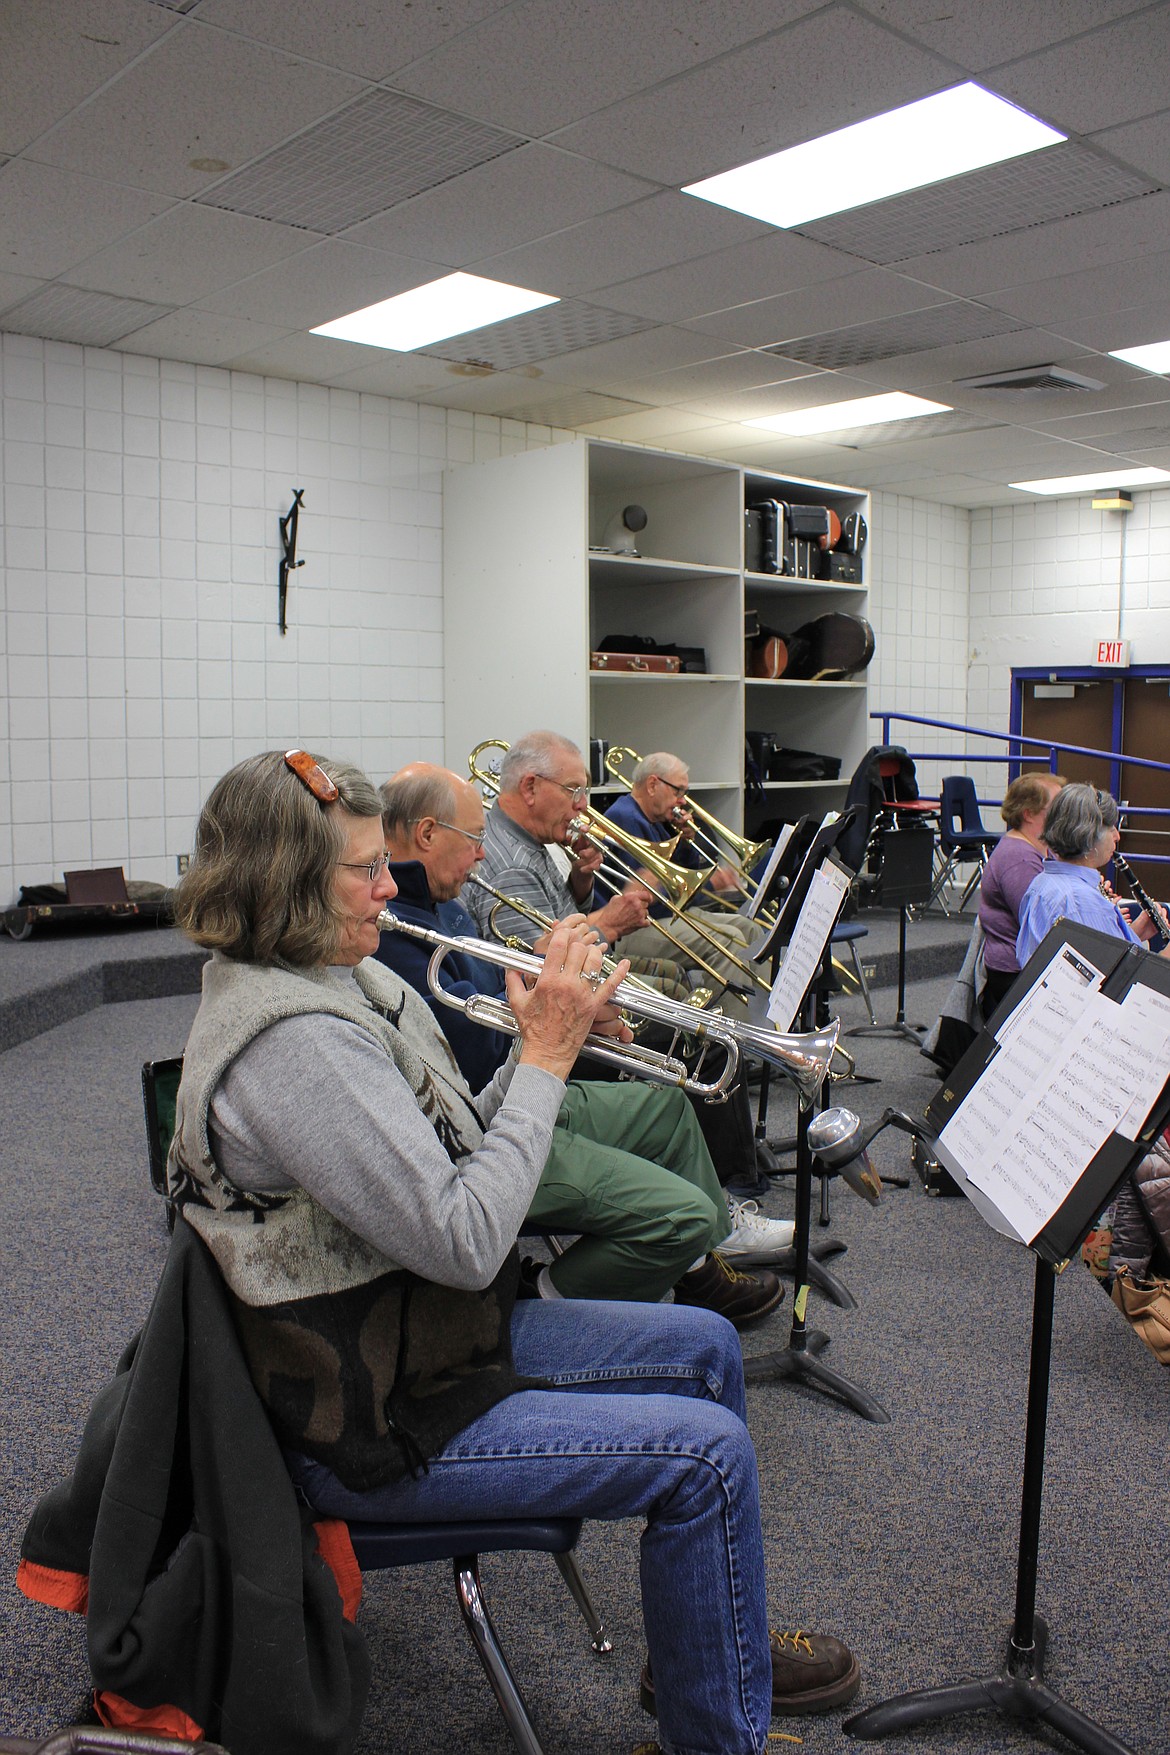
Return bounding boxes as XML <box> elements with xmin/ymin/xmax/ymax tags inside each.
<box><xmin>912</xmin><ymin>1135</ymin><xmax>962</xmax><ymax>1197</ymax></box>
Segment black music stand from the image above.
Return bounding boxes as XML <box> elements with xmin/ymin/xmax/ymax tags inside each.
<box><xmin>848</xmin><ymin>825</ymin><xmax>935</xmax><ymax>1045</ymax></box>
<box><xmin>846</xmin><ymin>923</ymin><xmax>1170</xmax><ymax>1748</ymax></box>
<box><xmin>743</xmin><ymin>824</ymin><xmax>892</xmax><ymax>1421</ymax></box>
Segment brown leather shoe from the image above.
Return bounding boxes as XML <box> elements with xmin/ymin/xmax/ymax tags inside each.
<box><xmin>672</xmin><ymin>1252</ymin><xmax>784</xmax><ymax>1328</ymax></box>
<box><xmin>641</xmin><ymin>1627</ymin><xmax>860</xmax><ymax>1717</ymax></box>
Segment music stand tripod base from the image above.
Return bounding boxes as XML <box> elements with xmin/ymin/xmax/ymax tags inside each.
<box><xmin>742</xmin><ymin>1325</ymin><xmax>890</xmax><ymax>1423</ymax></box>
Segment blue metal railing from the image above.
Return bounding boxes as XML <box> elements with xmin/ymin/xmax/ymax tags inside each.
<box><xmin>871</xmin><ymin>709</ymin><xmax>1170</xmax><ymax>870</ymax></box>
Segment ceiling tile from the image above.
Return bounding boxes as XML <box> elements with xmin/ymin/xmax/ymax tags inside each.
<box><xmin>571</xmin><ymin>408</ymin><xmax>726</xmax><ymax>442</ymax></box>
<box><xmin>549</xmin><ymin>6</ymin><xmax>955</xmax><ymax>186</ymax></box>
<box><xmin>71</xmin><ymin>206</ymin><xmax>321</xmax><ymax>305</ymax></box>
<box><xmin>772</xmin><ymin>301</ymin><xmax>1029</xmax><ymax>371</ymax></box>
<box><xmin>465</xmin><ymin>190</ymin><xmax>769</xmax><ymax>301</ymax></box>
<box><xmin>841</xmin><ymin>325</ymin><xmax>1100</xmax><ymax>393</ymax></box>
<box><xmin>980</xmin><ymin>250</ymin><xmax>1170</xmax><ymax>328</ymax></box>
<box><xmin>612</xmin><ymin>351</ymin><xmax>818</xmax><ymax>409</ymax></box>
<box><xmin>310</xmin><ymin>353</ymin><xmax>459</xmax><ymax>399</ymax></box>
<box><xmin>533</xmin><ymin>324</ymin><xmax>741</xmax><ymax>391</ymax></box>
<box><xmin>198</xmin><ymin>90</ymin><xmax>524</xmax><ymax>235</ymax></box>
<box><xmin>1091</xmin><ymin>110</ymin><xmax>1170</xmax><ymax>184</ymax></box>
<box><xmin>849</xmin><ymin>0</ymin><xmax>1151</xmax><ymax>71</ymax></box>
<box><xmin>994</xmin><ymin>9</ymin><xmax>1170</xmax><ymax>135</ymax></box>
<box><xmin>1052</xmin><ymin>297</ymin><xmax>1170</xmax><ymax>353</ymax></box>
<box><xmin>390</xmin><ymin>0</ymin><xmax>820</xmax><ymax>135</ymax></box>
<box><xmin>420</xmin><ymin>300</ymin><xmax>656</xmax><ymax>371</ymax></box>
<box><xmin>681</xmin><ymin>271</ymin><xmax>940</xmax><ymax>349</ymax></box>
<box><xmin>0</xmin><ymin>0</ymin><xmax>175</xmax><ymax>155</ymax></box>
<box><xmin>32</xmin><ymin>24</ymin><xmax>364</xmax><ymax>197</ymax></box>
<box><xmin>486</xmin><ymin>389</ymin><xmax>648</xmax><ymax>427</ymax></box>
<box><xmin>591</xmin><ymin>231</ymin><xmax>864</xmax><ymax>324</ymax></box>
<box><xmin>112</xmin><ymin>307</ymin><xmax>293</xmax><ymax>366</ymax></box>
<box><xmin>412</xmin><ymin>371</ymin><xmax>581</xmax><ymax>414</ymax></box>
<box><xmin>219</xmin><ymin>331</ymin><xmax>403</xmax><ymax>384</ymax></box>
<box><xmin>197</xmin><ymin>241</ymin><xmax>446</xmax><ymax>329</ymax></box>
<box><xmin>344</xmin><ymin>147</ymin><xmax>654</xmax><ymax>265</ymax></box>
<box><xmin>1030</xmin><ymin>401</ymin><xmax>1170</xmax><ymax>443</ymax></box>
<box><xmin>0</xmin><ymin>272</ymin><xmax>43</xmax><ymax>314</ymax></box>
<box><xmin>1</xmin><ymin>284</ymin><xmax>174</xmax><ymax>347</ymax></box>
<box><xmin>195</xmin><ymin>0</ymin><xmax>514</xmax><ymax>82</ymax></box>
<box><xmin>793</xmin><ymin>143</ymin><xmax>1156</xmax><ymax>268</ymax></box>
<box><xmin>0</xmin><ymin>161</ymin><xmax>172</xmax><ymax>279</ymax></box>
<box><xmin>892</xmin><ymin>191</ymin><xmax>1170</xmax><ymax>297</ymax></box>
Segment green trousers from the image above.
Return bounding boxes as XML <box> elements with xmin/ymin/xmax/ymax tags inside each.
<box><xmin>523</xmin><ymin>1079</ymin><xmax>729</xmax><ymax>1302</ymax></box>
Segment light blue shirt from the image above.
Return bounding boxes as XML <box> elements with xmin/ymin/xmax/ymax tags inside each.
<box><xmin>1015</xmin><ymin>860</ymin><xmax>1140</xmax><ymax>967</ymax></box>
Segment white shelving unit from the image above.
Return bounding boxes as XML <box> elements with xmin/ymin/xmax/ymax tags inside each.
<box><xmin>442</xmin><ymin>439</ymin><xmax>870</xmax><ymax>829</ymax></box>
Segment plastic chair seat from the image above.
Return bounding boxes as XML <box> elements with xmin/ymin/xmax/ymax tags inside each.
<box><xmin>347</xmin><ymin>1516</ymin><xmax>583</xmax><ymax>1568</ymax></box>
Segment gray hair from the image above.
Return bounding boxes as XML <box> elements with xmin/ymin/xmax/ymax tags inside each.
<box><xmin>1042</xmin><ymin>782</ymin><xmax>1120</xmax><ymax>860</ymax></box>
<box><xmin>174</xmin><ymin>749</ymin><xmax>382</xmax><ymax>965</ymax></box>
<box><xmin>380</xmin><ymin>770</ymin><xmax>457</xmax><ymax>838</ymax></box>
<box><xmin>498</xmin><ymin>730</ymin><xmax>582</xmax><ymax>793</ymax></box>
<box><xmin>632</xmin><ymin>751</ymin><xmax>686</xmax><ymax>787</ymax></box>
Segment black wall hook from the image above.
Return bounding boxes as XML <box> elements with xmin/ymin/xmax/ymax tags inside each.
<box><xmin>278</xmin><ymin>489</ymin><xmax>305</xmax><ymax>635</ymax></box>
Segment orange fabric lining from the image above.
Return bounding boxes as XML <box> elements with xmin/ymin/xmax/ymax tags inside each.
<box><xmin>95</xmin><ymin>1690</ymin><xmax>205</xmax><ymax>1741</ymax></box>
<box><xmin>313</xmin><ymin>1518</ymin><xmax>363</xmax><ymax>1622</ymax></box>
<box><xmin>15</xmin><ymin>1557</ymin><xmax>89</xmax><ymax>1615</ymax></box>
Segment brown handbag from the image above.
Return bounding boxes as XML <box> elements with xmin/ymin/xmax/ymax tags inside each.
<box><xmin>1111</xmin><ymin>1266</ymin><xmax>1170</xmax><ymax>1365</ymax></box>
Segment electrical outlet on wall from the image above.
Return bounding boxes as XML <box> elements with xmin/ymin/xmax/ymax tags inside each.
<box><xmin>176</xmin><ymin>854</ymin><xmax>190</xmax><ymax>874</ymax></box>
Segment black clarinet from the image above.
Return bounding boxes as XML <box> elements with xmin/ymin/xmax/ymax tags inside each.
<box><xmin>1113</xmin><ymin>851</ymin><xmax>1170</xmax><ymax>942</ymax></box>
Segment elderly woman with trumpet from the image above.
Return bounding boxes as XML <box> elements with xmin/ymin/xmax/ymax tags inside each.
<box><xmin>168</xmin><ymin>748</ymin><xmax>860</xmax><ymax>1752</ymax></box>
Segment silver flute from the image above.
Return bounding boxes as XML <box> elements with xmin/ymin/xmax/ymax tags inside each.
<box><xmin>377</xmin><ymin>910</ymin><xmax>838</xmax><ymax>1106</ymax></box>
<box><xmin>1113</xmin><ymin>851</ymin><xmax>1170</xmax><ymax>941</ymax></box>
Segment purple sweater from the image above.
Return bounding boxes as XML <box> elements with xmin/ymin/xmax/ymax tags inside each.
<box><xmin>978</xmin><ymin>835</ymin><xmax>1044</xmax><ymax>972</ymax></box>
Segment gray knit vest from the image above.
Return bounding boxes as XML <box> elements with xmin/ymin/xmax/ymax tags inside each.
<box><xmin>168</xmin><ymin>952</ymin><xmax>532</xmax><ymax>1489</ymax></box>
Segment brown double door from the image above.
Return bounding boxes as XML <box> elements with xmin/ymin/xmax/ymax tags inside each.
<box><xmin>1017</xmin><ymin>674</ymin><xmax>1170</xmax><ymax>861</ymax></box>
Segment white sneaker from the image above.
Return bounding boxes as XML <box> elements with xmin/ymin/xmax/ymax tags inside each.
<box><xmin>717</xmin><ymin>1197</ymin><xmax>795</xmax><ymax>1265</ymax></box>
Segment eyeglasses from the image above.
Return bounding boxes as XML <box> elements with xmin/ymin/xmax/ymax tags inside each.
<box><xmin>338</xmin><ymin>852</ymin><xmax>391</xmax><ymax>883</ymax></box>
<box><xmin>416</xmin><ymin>819</ymin><xmax>487</xmax><ymax>849</ymax></box>
<box><xmin>651</xmin><ymin>775</ymin><xmax>689</xmax><ymax>797</ymax></box>
<box><xmin>536</xmin><ymin>775</ymin><xmax>589</xmax><ymax>806</ymax></box>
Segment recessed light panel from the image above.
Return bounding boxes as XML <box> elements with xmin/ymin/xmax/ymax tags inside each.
<box><xmin>312</xmin><ymin>273</ymin><xmax>558</xmax><ymax>352</ymax></box>
<box><xmin>1010</xmin><ymin>467</ymin><xmax>1170</xmax><ymax>495</ymax></box>
<box><xmin>683</xmin><ymin>83</ymin><xmax>1064</xmax><ymax>229</ymax></box>
<box><xmin>1110</xmin><ymin>339</ymin><xmax>1170</xmax><ymax>375</ymax></box>
<box><xmin>746</xmin><ymin>392</ymin><xmax>951</xmax><ymax>436</ymax></box>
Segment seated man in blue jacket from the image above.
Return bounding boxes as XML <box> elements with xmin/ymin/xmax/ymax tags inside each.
<box><xmin>604</xmin><ymin>751</ymin><xmax>768</xmax><ymax>988</ymax></box>
<box><xmin>374</xmin><ymin>764</ymin><xmax>793</xmax><ymax>1317</ymax></box>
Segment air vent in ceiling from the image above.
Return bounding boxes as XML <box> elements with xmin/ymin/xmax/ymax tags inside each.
<box><xmin>957</xmin><ymin>366</ymin><xmax>1106</xmax><ymax>392</ymax></box>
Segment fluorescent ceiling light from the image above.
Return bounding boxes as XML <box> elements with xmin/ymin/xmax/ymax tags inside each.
<box><xmin>745</xmin><ymin>392</ymin><xmax>951</xmax><ymax>436</ymax></box>
<box><xmin>311</xmin><ymin>272</ymin><xmax>558</xmax><ymax>352</ymax></box>
<box><xmin>1010</xmin><ymin>466</ymin><xmax>1170</xmax><ymax>495</ymax></box>
<box><xmin>1110</xmin><ymin>338</ymin><xmax>1170</xmax><ymax>374</ymax></box>
<box><xmin>683</xmin><ymin>83</ymin><xmax>1064</xmax><ymax>228</ymax></box>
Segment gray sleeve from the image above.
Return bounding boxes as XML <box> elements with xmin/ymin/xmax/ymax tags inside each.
<box><xmin>209</xmin><ymin>1014</ymin><xmax>564</xmax><ymax>1290</ymax></box>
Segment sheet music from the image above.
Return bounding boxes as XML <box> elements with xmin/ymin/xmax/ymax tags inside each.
<box><xmin>939</xmin><ymin>939</ymin><xmax>1170</xmax><ymax>1243</ymax></box>
<box><xmin>745</xmin><ymin>823</ymin><xmax>794</xmax><ymax>921</ymax></box>
<box><xmin>766</xmin><ymin>861</ymin><xmax>851</xmax><ymax>1031</ymax></box>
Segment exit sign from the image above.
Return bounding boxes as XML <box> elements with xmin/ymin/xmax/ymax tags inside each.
<box><xmin>1094</xmin><ymin>639</ymin><xmax>1129</xmax><ymax>666</ymax></box>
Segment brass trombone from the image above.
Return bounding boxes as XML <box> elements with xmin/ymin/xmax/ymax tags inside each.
<box><xmin>467</xmin><ymin>740</ymin><xmax>742</xmax><ymax>992</ymax></box>
<box><xmin>604</xmin><ymin>745</ymin><xmax>773</xmax><ymax>908</ymax></box>
<box><xmin>378</xmin><ymin>909</ymin><xmax>839</xmax><ymax>1107</ymax></box>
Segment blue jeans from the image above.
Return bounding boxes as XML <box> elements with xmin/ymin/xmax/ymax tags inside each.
<box><xmin>288</xmin><ymin>1299</ymin><xmax>772</xmax><ymax>1755</ymax></box>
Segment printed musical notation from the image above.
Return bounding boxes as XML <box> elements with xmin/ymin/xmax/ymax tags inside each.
<box><xmin>939</xmin><ymin>941</ymin><xmax>1170</xmax><ymax>1244</ymax></box>
<box><xmin>766</xmin><ymin>860</ymin><xmax>851</xmax><ymax>1032</ymax></box>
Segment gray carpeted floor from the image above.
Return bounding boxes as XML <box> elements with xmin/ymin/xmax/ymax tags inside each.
<box><xmin>2</xmin><ymin>964</ymin><xmax>1168</xmax><ymax>1754</ymax></box>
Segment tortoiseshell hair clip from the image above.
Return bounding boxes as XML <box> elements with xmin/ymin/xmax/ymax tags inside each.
<box><xmin>284</xmin><ymin>749</ymin><xmax>339</xmax><ymax>803</ymax></box>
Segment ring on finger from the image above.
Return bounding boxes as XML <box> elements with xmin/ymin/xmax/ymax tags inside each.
<box><xmin>578</xmin><ymin>968</ymin><xmax>607</xmax><ymax>991</ymax></box>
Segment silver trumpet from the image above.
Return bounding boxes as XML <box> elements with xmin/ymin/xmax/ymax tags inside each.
<box><xmin>377</xmin><ymin>910</ymin><xmax>838</xmax><ymax>1107</ymax></box>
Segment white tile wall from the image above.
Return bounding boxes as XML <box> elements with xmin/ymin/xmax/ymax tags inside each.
<box><xmin>0</xmin><ymin>333</ymin><xmax>568</xmax><ymax>903</ymax></box>
<box><xmin>866</xmin><ymin>491</ymin><xmax>973</xmax><ymax>801</ymax></box>
<box><xmin>968</xmin><ymin>491</ymin><xmax>1170</xmax><ymax>746</ymax></box>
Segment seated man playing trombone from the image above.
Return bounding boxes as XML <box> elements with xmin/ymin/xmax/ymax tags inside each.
<box><xmin>604</xmin><ymin>750</ymin><xmax>769</xmax><ymax>978</ymax></box>
<box><xmin>465</xmin><ymin>730</ymin><xmax>765</xmax><ymax>1011</ymax></box>
<box><xmin>375</xmin><ymin>763</ymin><xmax>793</xmax><ymax>1308</ymax></box>
<box><xmin>167</xmin><ymin>747</ymin><xmax>859</xmax><ymax>1749</ymax></box>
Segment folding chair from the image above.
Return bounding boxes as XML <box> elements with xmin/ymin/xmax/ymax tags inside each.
<box><xmin>139</xmin><ymin>1059</ymin><xmax>610</xmax><ymax>1754</ymax></box>
<box><xmin>924</xmin><ymin>776</ymin><xmax>1000</xmax><ymax>915</ymax></box>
